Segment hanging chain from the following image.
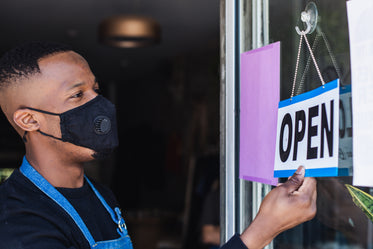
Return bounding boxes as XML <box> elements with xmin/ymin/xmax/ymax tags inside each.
<box><xmin>303</xmin><ymin>33</ymin><xmax>325</xmax><ymax>86</ymax></box>
<box><xmin>319</xmin><ymin>30</ymin><xmax>343</xmax><ymax>85</ymax></box>
<box><xmin>291</xmin><ymin>34</ymin><xmax>304</xmax><ymax>99</ymax></box>
<box><xmin>291</xmin><ymin>32</ymin><xmax>327</xmax><ymax>99</ymax></box>
<box><xmin>296</xmin><ymin>33</ymin><xmax>321</xmax><ymax>95</ymax></box>
<box><xmin>296</xmin><ymin>29</ymin><xmax>344</xmax><ymax>95</ymax></box>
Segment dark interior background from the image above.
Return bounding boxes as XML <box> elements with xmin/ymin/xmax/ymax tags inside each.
<box><xmin>0</xmin><ymin>1</ymin><xmax>220</xmax><ymax>248</ymax></box>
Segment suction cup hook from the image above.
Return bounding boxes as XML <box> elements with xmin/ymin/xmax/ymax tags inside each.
<box><xmin>295</xmin><ymin>2</ymin><xmax>318</xmax><ymax>35</ymax></box>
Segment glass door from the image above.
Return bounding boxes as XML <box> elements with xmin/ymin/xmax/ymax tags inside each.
<box><xmin>220</xmin><ymin>0</ymin><xmax>373</xmax><ymax>248</ymax></box>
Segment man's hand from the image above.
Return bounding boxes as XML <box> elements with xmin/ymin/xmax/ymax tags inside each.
<box><xmin>240</xmin><ymin>166</ymin><xmax>317</xmax><ymax>249</ymax></box>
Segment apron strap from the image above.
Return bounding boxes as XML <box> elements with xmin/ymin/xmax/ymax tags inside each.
<box><xmin>20</xmin><ymin>157</ymin><xmax>97</xmax><ymax>246</ymax></box>
<box><xmin>85</xmin><ymin>177</ymin><xmax>128</xmax><ymax>236</ymax></box>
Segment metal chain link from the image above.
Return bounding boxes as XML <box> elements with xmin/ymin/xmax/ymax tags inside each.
<box><xmin>296</xmin><ymin>30</ymin><xmax>344</xmax><ymax>95</ymax></box>
<box><xmin>291</xmin><ymin>34</ymin><xmax>304</xmax><ymax>99</ymax></box>
<box><xmin>296</xmin><ymin>33</ymin><xmax>321</xmax><ymax>95</ymax></box>
<box><xmin>291</xmin><ymin>32</ymin><xmax>326</xmax><ymax>99</ymax></box>
<box><xmin>303</xmin><ymin>33</ymin><xmax>325</xmax><ymax>86</ymax></box>
<box><xmin>319</xmin><ymin>30</ymin><xmax>343</xmax><ymax>85</ymax></box>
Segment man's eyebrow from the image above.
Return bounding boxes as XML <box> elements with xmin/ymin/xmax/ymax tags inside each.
<box><xmin>66</xmin><ymin>78</ymin><xmax>98</xmax><ymax>91</ymax></box>
<box><xmin>67</xmin><ymin>82</ymin><xmax>85</xmax><ymax>90</ymax></box>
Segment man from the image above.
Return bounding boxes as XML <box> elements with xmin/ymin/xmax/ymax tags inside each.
<box><xmin>0</xmin><ymin>41</ymin><xmax>316</xmax><ymax>249</ymax></box>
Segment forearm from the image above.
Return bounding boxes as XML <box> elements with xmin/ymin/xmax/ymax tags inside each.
<box><xmin>221</xmin><ymin>167</ymin><xmax>316</xmax><ymax>249</ymax></box>
<box><xmin>239</xmin><ymin>215</ymin><xmax>280</xmax><ymax>249</ymax></box>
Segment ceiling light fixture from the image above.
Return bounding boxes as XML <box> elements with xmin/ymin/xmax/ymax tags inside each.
<box><xmin>98</xmin><ymin>15</ymin><xmax>161</xmax><ymax>48</ymax></box>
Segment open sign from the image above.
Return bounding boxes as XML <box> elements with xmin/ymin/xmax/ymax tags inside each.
<box><xmin>274</xmin><ymin>79</ymin><xmax>340</xmax><ymax>177</ymax></box>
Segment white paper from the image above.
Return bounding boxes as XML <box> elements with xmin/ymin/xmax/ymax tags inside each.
<box><xmin>347</xmin><ymin>0</ymin><xmax>373</xmax><ymax>187</ymax></box>
<box><xmin>274</xmin><ymin>80</ymin><xmax>339</xmax><ymax>177</ymax></box>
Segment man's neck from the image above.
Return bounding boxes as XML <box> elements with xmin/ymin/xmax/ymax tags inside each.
<box><xmin>25</xmin><ymin>148</ymin><xmax>85</xmax><ymax>188</ymax></box>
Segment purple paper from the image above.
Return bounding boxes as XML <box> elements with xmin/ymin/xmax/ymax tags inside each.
<box><xmin>239</xmin><ymin>42</ymin><xmax>280</xmax><ymax>186</ymax></box>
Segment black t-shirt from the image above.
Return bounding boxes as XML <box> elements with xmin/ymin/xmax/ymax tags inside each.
<box><xmin>0</xmin><ymin>169</ymin><xmax>247</xmax><ymax>249</ymax></box>
<box><xmin>220</xmin><ymin>234</ymin><xmax>248</xmax><ymax>249</ymax></box>
<box><xmin>0</xmin><ymin>169</ymin><xmax>120</xmax><ymax>249</ymax></box>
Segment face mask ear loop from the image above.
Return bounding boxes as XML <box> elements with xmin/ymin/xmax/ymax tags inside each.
<box><xmin>23</xmin><ymin>131</ymin><xmax>28</xmax><ymax>143</ymax></box>
<box><xmin>23</xmin><ymin>130</ymin><xmax>64</xmax><ymax>143</ymax></box>
<box><xmin>25</xmin><ymin>107</ymin><xmax>60</xmax><ymax>116</ymax></box>
<box><xmin>37</xmin><ymin>130</ymin><xmax>64</xmax><ymax>141</ymax></box>
<box><xmin>22</xmin><ymin>107</ymin><xmax>62</xmax><ymax>142</ymax></box>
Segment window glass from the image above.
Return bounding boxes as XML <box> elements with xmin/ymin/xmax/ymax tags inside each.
<box><xmin>267</xmin><ymin>1</ymin><xmax>373</xmax><ymax>248</ymax></box>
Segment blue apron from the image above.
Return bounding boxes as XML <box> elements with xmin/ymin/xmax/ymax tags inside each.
<box><xmin>20</xmin><ymin>156</ymin><xmax>133</xmax><ymax>249</ymax></box>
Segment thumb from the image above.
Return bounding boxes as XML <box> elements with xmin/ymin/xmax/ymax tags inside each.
<box><xmin>281</xmin><ymin>166</ymin><xmax>305</xmax><ymax>193</ymax></box>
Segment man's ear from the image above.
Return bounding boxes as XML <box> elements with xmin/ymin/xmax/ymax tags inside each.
<box><xmin>13</xmin><ymin>109</ymin><xmax>40</xmax><ymax>132</ymax></box>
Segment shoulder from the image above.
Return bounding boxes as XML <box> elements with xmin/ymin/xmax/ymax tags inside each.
<box><xmin>0</xmin><ymin>170</ymin><xmax>88</xmax><ymax>249</ymax></box>
<box><xmin>0</xmin><ymin>169</ymin><xmax>39</xmax><ymax>206</ymax></box>
<box><xmin>0</xmin><ymin>169</ymin><xmax>55</xmax><ymax>213</ymax></box>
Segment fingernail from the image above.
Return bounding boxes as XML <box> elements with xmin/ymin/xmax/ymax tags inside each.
<box><xmin>295</xmin><ymin>166</ymin><xmax>305</xmax><ymax>175</ymax></box>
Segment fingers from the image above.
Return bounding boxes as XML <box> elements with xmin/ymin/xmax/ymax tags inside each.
<box><xmin>301</xmin><ymin>177</ymin><xmax>317</xmax><ymax>220</ymax></box>
<box><xmin>312</xmin><ymin>180</ymin><xmax>317</xmax><ymax>204</ymax></box>
<box><xmin>281</xmin><ymin>166</ymin><xmax>305</xmax><ymax>193</ymax></box>
<box><xmin>297</xmin><ymin>177</ymin><xmax>317</xmax><ymax>196</ymax></box>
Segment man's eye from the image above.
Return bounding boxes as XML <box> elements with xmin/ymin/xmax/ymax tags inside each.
<box><xmin>71</xmin><ymin>91</ymin><xmax>83</xmax><ymax>98</ymax></box>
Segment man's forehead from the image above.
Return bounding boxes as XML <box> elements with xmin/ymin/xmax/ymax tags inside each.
<box><xmin>37</xmin><ymin>52</ymin><xmax>93</xmax><ymax>87</ymax></box>
<box><xmin>38</xmin><ymin>51</ymin><xmax>88</xmax><ymax>70</ymax></box>
<box><xmin>6</xmin><ymin>52</ymin><xmax>93</xmax><ymax>108</ymax></box>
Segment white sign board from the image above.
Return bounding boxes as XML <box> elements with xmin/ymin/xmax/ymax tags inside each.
<box><xmin>347</xmin><ymin>0</ymin><xmax>373</xmax><ymax>187</ymax></box>
<box><xmin>274</xmin><ymin>79</ymin><xmax>340</xmax><ymax>177</ymax></box>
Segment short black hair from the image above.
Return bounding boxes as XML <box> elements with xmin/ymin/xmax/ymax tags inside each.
<box><xmin>0</xmin><ymin>41</ymin><xmax>72</xmax><ymax>90</ymax></box>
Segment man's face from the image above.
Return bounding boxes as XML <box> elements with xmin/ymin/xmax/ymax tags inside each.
<box><xmin>18</xmin><ymin>51</ymin><xmax>101</xmax><ymax>162</ymax></box>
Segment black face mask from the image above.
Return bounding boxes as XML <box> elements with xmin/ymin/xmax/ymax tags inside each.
<box><xmin>25</xmin><ymin>95</ymin><xmax>119</xmax><ymax>158</ymax></box>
